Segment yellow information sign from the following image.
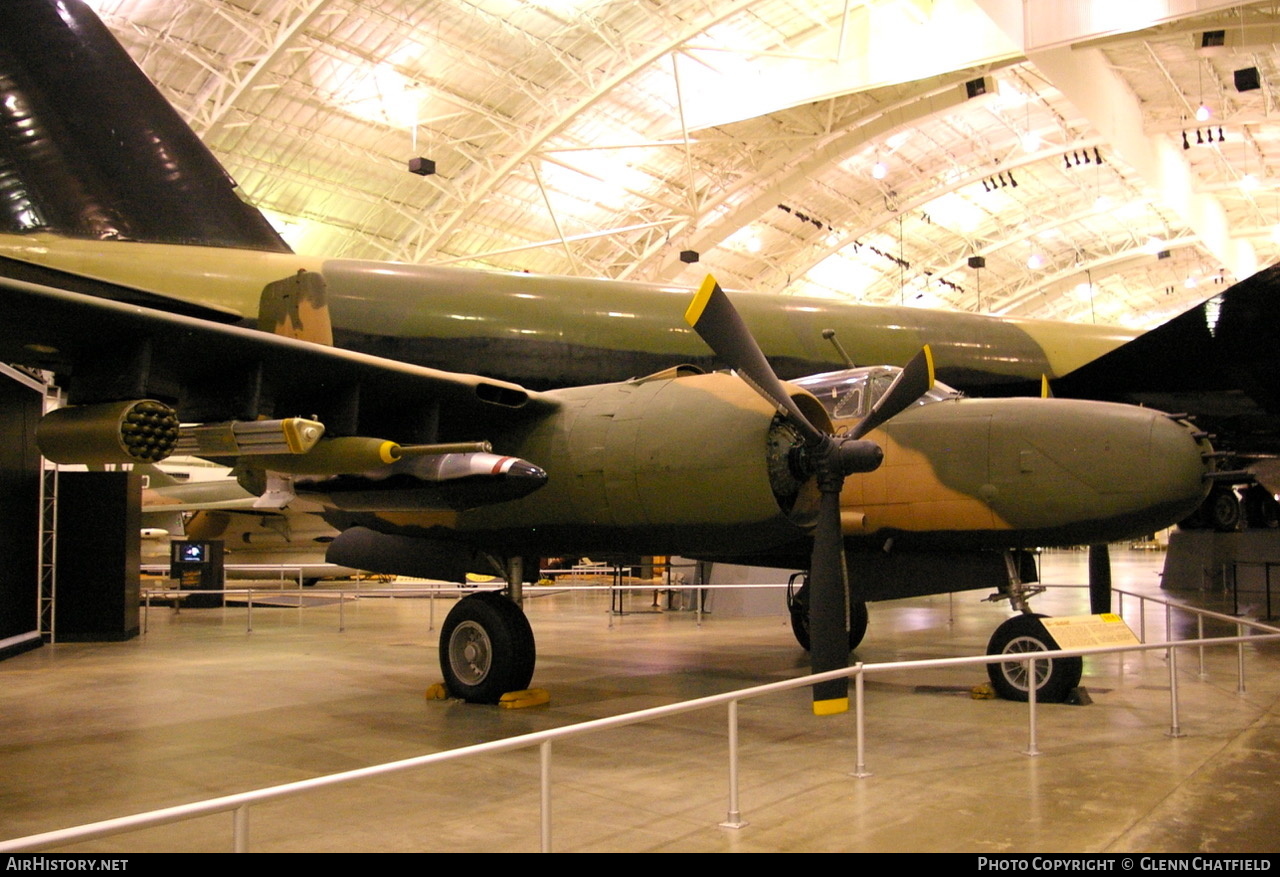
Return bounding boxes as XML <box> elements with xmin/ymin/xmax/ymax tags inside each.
<box><xmin>1041</xmin><ymin>613</ymin><xmax>1140</xmax><ymax>650</ymax></box>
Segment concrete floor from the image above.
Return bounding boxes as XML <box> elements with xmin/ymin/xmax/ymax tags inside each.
<box><xmin>3</xmin><ymin>549</ymin><xmax>1280</xmax><ymax>853</ymax></box>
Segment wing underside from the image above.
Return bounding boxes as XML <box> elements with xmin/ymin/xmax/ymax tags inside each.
<box><xmin>0</xmin><ymin>275</ymin><xmax>552</xmax><ymax>449</ymax></box>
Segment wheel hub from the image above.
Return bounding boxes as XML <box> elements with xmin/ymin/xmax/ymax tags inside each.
<box><xmin>999</xmin><ymin>635</ymin><xmax>1052</xmax><ymax>692</ymax></box>
<box><xmin>449</xmin><ymin>620</ymin><xmax>492</xmax><ymax>685</ymax></box>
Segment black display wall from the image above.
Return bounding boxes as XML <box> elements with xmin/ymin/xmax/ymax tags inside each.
<box><xmin>0</xmin><ymin>374</ymin><xmax>41</xmax><ymax>660</ymax></box>
<box><xmin>55</xmin><ymin>472</ymin><xmax>141</xmax><ymax>641</ymax></box>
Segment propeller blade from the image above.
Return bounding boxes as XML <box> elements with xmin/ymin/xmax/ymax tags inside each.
<box><xmin>685</xmin><ymin>276</ymin><xmax>825</xmax><ymax>445</ymax></box>
<box><xmin>684</xmin><ymin>279</ymin><xmax>933</xmax><ymax>717</ymax></box>
<box><xmin>808</xmin><ymin>487</ymin><xmax>851</xmax><ymax>714</ymax></box>
<box><xmin>848</xmin><ymin>345</ymin><xmax>935</xmax><ymax>440</ymax></box>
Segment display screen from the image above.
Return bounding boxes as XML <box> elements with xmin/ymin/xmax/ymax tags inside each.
<box><xmin>173</xmin><ymin>542</ymin><xmax>206</xmax><ymax>564</ymax></box>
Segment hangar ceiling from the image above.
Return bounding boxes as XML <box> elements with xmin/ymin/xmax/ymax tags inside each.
<box><xmin>88</xmin><ymin>0</ymin><xmax>1280</xmax><ymax>329</ymax></box>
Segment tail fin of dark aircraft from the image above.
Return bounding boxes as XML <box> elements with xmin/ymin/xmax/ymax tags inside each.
<box><xmin>1053</xmin><ymin>263</ymin><xmax>1280</xmax><ymax>453</ymax></box>
<box><xmin>0</xmin><ymin>0</ymin><xmax>290</xmax><ymax>253</ymax></box>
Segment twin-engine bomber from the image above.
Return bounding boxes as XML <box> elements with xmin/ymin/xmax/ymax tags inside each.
<box><xmin>0</xmin><ymin>0</ymin><xmax>1220</xmax><ymax>710</ymax></box>
<box><xmin>1</xmin><ymin>273</ymin><xmax>1213</xmax><ymax>710</ymax></box>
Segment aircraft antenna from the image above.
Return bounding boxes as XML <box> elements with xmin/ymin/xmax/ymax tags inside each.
<box><xmin>821</xmin><ymin>329</ymin><xmax>855</xmax><ymax>368</ymax></box>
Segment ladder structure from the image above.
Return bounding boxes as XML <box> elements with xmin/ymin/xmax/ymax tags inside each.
<box><xmin>0</xmin><ymin>364</ymin><xmax>58</xmax><ymax>644</ymax></box>
<box><xmin>38</xmin><ymin>379</ymin><xmax>61</xmax><ymax>643</ymax></box>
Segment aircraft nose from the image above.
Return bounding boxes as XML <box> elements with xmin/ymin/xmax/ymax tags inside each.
<box><xmin>1144</xmin><ymin>411</ymin><xmax>1213</xmax><ymax>510</ymax></box>
<box><xmin>1051</xmin><ymin>402</ymin><xmax>1211</xmax><ymax>533</ymax></box>
<box><xmin>984</xmin><ymin>398</ymin><xmax>1211</xmax><ymax>541</ymax></box>
<box><xmin>1053</xmin><ymin>404</ymin><xmax>1209</xmax><ymax>502</ymax></box>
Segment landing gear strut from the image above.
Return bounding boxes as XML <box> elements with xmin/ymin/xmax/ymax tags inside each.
<box><xmin>984</xmin><ymin>551</ymin><xmax>1081</xmax><ymax>703</ymax></box>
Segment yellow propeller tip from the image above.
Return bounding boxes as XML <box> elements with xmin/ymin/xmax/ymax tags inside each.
<box><xmin>685</xmin><ymin>275</ymin><xmax>719</xmax><ymax>327</ymax></box>
<box><xmin>813</xmin><ymin>696</ymin><xmax>849</xmax><ymax>716</ymax></box>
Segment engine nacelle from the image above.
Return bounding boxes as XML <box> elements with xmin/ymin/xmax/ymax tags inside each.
<box><xmin>457</xmin><ymin>371</ymin><xmax>822</xmax><ymax>554</ymax></box>
<box><xmin>37</xmin><ymin>400</ymin><xmax>179</xmax><ymax>464</ymax></box>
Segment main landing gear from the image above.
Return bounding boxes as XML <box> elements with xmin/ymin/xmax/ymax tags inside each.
<box><xmin>786</xmin><ymin>572</ymin><xmax>868</xmax><ymax>652</ymax></box>
<box><xmin>985</xmin><ymin>612</ymin><xmax>1082</xmax><ymax>702</ymax></box>
<box><xmin>439</xmin><ymin>591</ymin><xmax>536</xmax><ymax>704</ymax></box>
<box><xmin>984</xmin><ymin>551</ymin><xmax>1082</xmax><ymax>703</ymax></box>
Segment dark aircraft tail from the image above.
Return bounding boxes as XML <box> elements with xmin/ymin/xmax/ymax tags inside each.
<box><xmin>0</xmin><ymin>0</ymin><xmax>290</xmax><ymax>254</ymax></box>
<box><xmin>1053</xmin><ymin>262</ymin><xmax>1280</xmax><ymax>455</ymax></box>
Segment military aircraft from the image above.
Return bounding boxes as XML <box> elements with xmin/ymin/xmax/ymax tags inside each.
<box><xmin>0</xmin><ymin>266</ymin><xmax>1213</xmax><ymax>710</ymax></box>
<box><xmin>0</xmin><ymin>0</ymin><xmax>1230</xmax><ymax>707</ymax></box>
<box><xmin>139</xmin><ymin>464</ymin><xmax>354</xmax><ymax>585</ymax></box>
<box><xmin>0</xmin><ymin>0</ymin><xmax>1136</xmax><ymax>396</ymax></box>
<box><xmin>0</xmin><ymin>0</ymin><xmax>1269</xmax><ymax>529</ymax></box>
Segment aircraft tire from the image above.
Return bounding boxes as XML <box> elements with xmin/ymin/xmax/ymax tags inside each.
<box><xmin>1207</xmin><ymin>486</ymin><xmax>1242</xmax><ymax>533</ymax></box>
<box><xmin>440</xmin><ymin>591</ymin><xmax>536</xmax><ymax>703</ymax></box>
<box><xmin>985</xmin><ymin>613</ymin><xmax>1081</xmax><ymax>703</ymax></box>
<box><xmin>1242</xmin><ymin>485</ymin><xmax>1279</xmax><ymax>529</ymax></box>
<box><xmin>788</xmin><ymin>584</ymin><xmax>868</xmax><ymax>652</ymax></box>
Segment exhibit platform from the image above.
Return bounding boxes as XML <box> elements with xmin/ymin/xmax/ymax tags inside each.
<box><xmin>2</xmin><ymin>548</ymin><xmax>1278</xmax><ymax>852</ymax></box>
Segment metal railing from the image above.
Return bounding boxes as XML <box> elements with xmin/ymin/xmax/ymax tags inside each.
<box><xmin>139</xmin><ymin>579</ymin><xmax>789</xmax><ymax>635</ymax></box>
<box><xmin>139</xmin><ymin>583</ymin><xmax>501</xmax><ymax>635</ymax></box>
<box><xmin>1113</xmin><ymin>586</ymin><xmax>1277</xmax><ymax>692</ymax></box>
<box><xmin>141</xmin><ymin>563</ymin><xmax>309</xmax><ymax>588</ymax></box>
<box><xmin>7</xmin><ymin>589</ymin><xmax>1279</xmax><ymax>853</ymax></box>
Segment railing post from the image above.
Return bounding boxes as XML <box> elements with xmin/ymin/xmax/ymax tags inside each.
<box><xmin>1237</xmin><ymin>622</ymin><xmax>1247</xmax><ymax>694</ymax></box>
<box><xmin>246</xmin><ymin>591</ymin><xmax>253</xmax><ymax>633</ymax></box>
<box><xmin>1197</xmin><ymin>615</ymin><xmax>1208</xmax><ymax>679</ymax></box>
<box><xmin>1024</xmin><ymin>656</ymin><xmax>1040</xmax><ymax>757</ymax></box>
<box><xmin>607</xmin><ymin>575</ymin><xmax>615</xmax><ymax>629</ymax></box>
<box><xmin>339</xmin><ymin>590</ymin><xmax>346</xmax><ymax>632</ymax></box>
<box><xmin>233</xmin><ymin>804</ymin><xmax>249</xmax><ymax>852</ymax></box>
<box><xmin>853</xmin><ymin>664</ymin><xmax>871</xmax><ymax>778</ymax></box>
<box><xmin>1167</xmin><ymin>644</ymin><xmax>1183</xmax><ymax>737</ymax></box>
<box><xmin>720</xmin><ymin>699</ymin><xmax>747</xmax><ymax>828</ymax></box>
<box><xmin>540</xmin><ymin>741</ymin><xmax>552</xmax><ymax>852</ymax></box>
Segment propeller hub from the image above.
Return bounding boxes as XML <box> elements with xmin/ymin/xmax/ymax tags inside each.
<box><xmin>834</xmin><ymin>438</ymin><xmax>883</xmax><ymax>476</ymax></box>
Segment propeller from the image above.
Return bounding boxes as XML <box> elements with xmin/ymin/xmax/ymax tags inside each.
<box><xmin>685</xmin><ymin>276</ymin><xmax>934</xmax><ymax>714</ymax></box>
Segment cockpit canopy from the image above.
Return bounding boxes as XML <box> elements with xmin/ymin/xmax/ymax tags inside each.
<box><xmin>791</xmin><ymin>366</ymin><xmax>960</xmax><ymax>423</ymax></box>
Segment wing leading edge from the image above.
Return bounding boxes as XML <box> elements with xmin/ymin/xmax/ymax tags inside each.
<box><xmin>0</xmin><ymin>274</ymin><xmax>550</xmax><ymax>428</ymax></box>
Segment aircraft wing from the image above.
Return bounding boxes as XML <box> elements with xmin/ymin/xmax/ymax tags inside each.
<box><xmin>1051</xmin><ymin>262</ymin><xmax>1280</xmax><ymax>458</ymax></box>
<box><xmin>0</xmin><ymin>274</ymin><xmax>556</xmax><ymax>450</ymax></box>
